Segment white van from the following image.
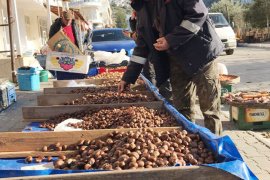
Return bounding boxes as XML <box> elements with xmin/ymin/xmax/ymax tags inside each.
<box><xmin>209</xmin><ymin>13</ymin><xmax>237</xmax><ymax>55</ymax></box>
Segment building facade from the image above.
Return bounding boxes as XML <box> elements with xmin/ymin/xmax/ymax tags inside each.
<box><xmin>0</xmin><ymin>0</ymin><xmax>60</xmax><ymax>81</ymax></box>
<box><xmin>0</xmin><ymin>0</ymin><xmax>61</xmax><ymax>57</ymax></box>
<box><xmin>70</xmin><ymin>0</ymin><xmax>113</xmax><ymax>29</ymax></box>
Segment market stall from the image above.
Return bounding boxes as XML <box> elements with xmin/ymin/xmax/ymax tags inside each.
<box><xmin>0</xmin><ymin>72</ymin><xmax>257</xmax><ymax>179</ymax></box>
<box><xmin>224</xmin><ymin>91</ymin><xmax>270</xmax><ymax>130</ymax></box>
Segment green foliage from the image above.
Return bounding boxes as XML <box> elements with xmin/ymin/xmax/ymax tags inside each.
<box><xmin>111</xmin><ymin>2</ymin><xmax>132</xmax><ymax>28</ymax></box>
<box><xmin>244</xmin><ymin>0</ymin><xmax>270</xmax><ymax>28</ymax></box>
<box><xmin>210</xmin><ymin>0</ymin><xmax>246</xmax><ymax>28</ymax></box>
<box><xmin>203</xmin><ymin>0</ymin><xmax>218</xmax><ymax>7</ymax></box>
<box><xmin>114</xmin><ymin>7</ymin><xmax>128</xmax><ymax>28</ymax></box>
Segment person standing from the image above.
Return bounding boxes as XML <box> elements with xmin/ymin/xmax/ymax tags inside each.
<box><xmin>49</xmin><ymin>10</ymin><xmax>86</xmax><ymax>80</ymax></box>
<box><xmin>119</xmin><ymin>0</ymin><xmax>224</xmax><ymax>135</ymax></box>
<box><xmin>128</xmin><ymin>7</ymin><xmax>172</xmax><ymax>101</ymax></box>
<box><xmin>129</xmin><ymin>10</ymin><xmax>137</xmax><ymax>40</ymax></box>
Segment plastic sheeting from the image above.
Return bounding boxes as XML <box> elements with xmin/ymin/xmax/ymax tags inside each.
<box><xmin>1</xmin><ymin>75</ymin><xmax>258</xmax><ymax>179</ymax></box>
<box><xmin>23</xmin><ymin>122</ymin><xmax>48</xmax><ymax>132</ymax></box>
<box><xmin>0</xmin><ymin>169</ymin><xmax>104</xmax><ymax>178</ymax></box>
<box><xmin>141</xmin><ymin>75</ymin><xmax>257</xmax><ymax>180</ymax></box>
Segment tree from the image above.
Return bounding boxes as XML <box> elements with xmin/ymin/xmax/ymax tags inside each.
<box><xmin>110</xmin><ymin>1</ymin><xmax>132</xmax><ymax>28</ymax></box>
<box><xmin>114</xmin><ymin>7</ymin><xmax>128</xmax><ymax>28</ymax></box>
<box><xmin>203</xmin><ymin>0</ymin><xmax>219</xmax><ymax>7</ymax></box>
<box><xmin>244</xmin><ymin>0</ymin><xmax>270</xmax><ymax>28</ymax></box>
<box><xmin>210</xmin><ymin>0</ymin><xmax>246</xmax><ymax>28</ymax></box>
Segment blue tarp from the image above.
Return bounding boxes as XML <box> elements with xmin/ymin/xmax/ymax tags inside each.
<box><xmin>141</xmin><ymin>75</ymin><xmax>257</xmax><ymax>180</ymax></box>
<box><xmin>23</xmin><ymin>122</ymin><xmax>49</xmax><ymax>132</ymax></box>
<box><xmin>0</xmin><ymin>75</ymin><xmax>258</xmax><ymax>179</ymax></box>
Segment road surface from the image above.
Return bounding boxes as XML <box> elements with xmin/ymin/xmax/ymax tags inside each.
<box><xmin>217</xmin><ymin>47</ymin><xmax>270</xmax><ymax>91</ymax></box>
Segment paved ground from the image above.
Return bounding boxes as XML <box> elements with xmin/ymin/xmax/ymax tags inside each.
<box><xmin>0</xmin><ymin>47</ymin><xmax>270</xmax><ymax>179</ymax></box>
<box><xmin>0</xmin><ymin>82</ymin><xmax>52</xmax><ymax>132</ymax></box>
<box><xmin>239</xmin><ymin>42</ymin><xmax>270</xmax><ymax>49</ymax></box>
<box><xmin>196</xmin><ymin>47</ymin><xmax>270</xmax><ymax>179</ymax></box>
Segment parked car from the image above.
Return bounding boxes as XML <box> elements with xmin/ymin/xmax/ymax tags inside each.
<box><xmin>209</xmin><ymin>13</ymin><xmax>237</xmax><ymax>55</ymax></box>
<box><xmin>91</xmin><ymin>28</ymin><xmax>136</xmax><ymax>57</ymax></box>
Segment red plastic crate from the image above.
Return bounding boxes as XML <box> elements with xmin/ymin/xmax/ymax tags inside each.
<box><xmin>108</xmin><ymin>68</ymin><xmax>126</xmax><ymax>73</ymax></box>
<box><xmin>98</xmin><ymin>67</ymin><xmax>127</xmax><ymax>74</ymax></box>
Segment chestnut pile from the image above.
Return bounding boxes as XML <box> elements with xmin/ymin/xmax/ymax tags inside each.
<box><xmin>64</xmin><ymin>92</ymin><xmax>155</xmax><ymax>105</ymax></box>
<box><xmin>97</xmin><ymin>79</ymin><xmax>144</xmax><ymax>88</ymax></box>
<box><xmin>40</xmin><ymin>106</ymin><xmax>178</xmax><ymax>130</ymax></box>
<box><xmin>49</xmin><ymin>128</ymin><xmax>215</xmax><ymax>170</ymax></box>
<box><xmin>71</xmin><ymin>86</ymin><xmax>119</xmax><ymax>94</ymax></box>
<box><xmin>98</xmin><ymin>79</ymin><xmax>121</xmax><ymax>87</ymax></box>
<box><xmin>219</xmin><ymin>74</ymin><xmax>238</xmax><ymax>82</ymax></box>
<box><xmin>69</xmin><ymin>106</ymin><xmax>178</xmax><ymax>130</ymax></box>
<box><xmin>88</xmin><ymin>72</ymin><xmax>123</xmax><ymax>80</ymax></box>
<box><xmin>224</xmin><ymin>91</ymin><xmax>270</xmax><ymax>104</ymax></box>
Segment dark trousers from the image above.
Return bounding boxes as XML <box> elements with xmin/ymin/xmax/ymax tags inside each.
<box><xmin>142</xmin><ymin>59</ymin><xmax>172</xmax><ymax>102</ymax></box>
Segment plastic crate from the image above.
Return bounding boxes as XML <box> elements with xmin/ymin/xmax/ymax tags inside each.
<box><xmin>221</xmin><ymin>84</ymin><xmax>232</xmax><ymax>96</ymax></box>
<box><xmin>230</xmin><ymin>105</ymin><xmax>270</xmax><ymax>130</ymax></box>
<box><xmin>108</xmin><ymin>67</ymin><xmax>127</xmax><ymax>73</ymax></box>
<box><xmin>0</xmin><ymin>81</ymin><xmax>16</xmax><ymax>111</ymax></box>
<box><xmin>17</xmin><ymin>67</ymin><xmax>40</xmax><ymax>91</ymax></box>
<box><xmin>98</xmin><ymin>67</ymin><xmax>106</xmax><ymax>74</ymax></box>
<box><xmin>7</xmin><ymin>84</ymin><xmax>16</xmax><ymax>106</ymax></box>
<box><xmin>98</xmin><ymin>67</ymin><xmax>127</xmax><ymax>74</ymax></box>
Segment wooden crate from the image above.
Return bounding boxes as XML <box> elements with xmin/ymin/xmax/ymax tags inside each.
<box><xmin>22</xmin><ymin>101</ymin><xmax>164</xmax><ymax>121</ymax></box>
<box><xmin>53</xmin><ymin>78</ymin><xmax>113</xmax><ymax>88</ymax></box>
<box><xmin>220</xmin><ymin>74</ymin><xmax>240</xmax><ymax>97</ymax></box>
<box><xmin>37</xmin><ymin>91</ymin><xmax>157</xmax><ymax>106</ymax></box>
<box><xmin>44</xmin><ymin>85</ymin><xmax>147</xmax><ymax>94</ymax></box>
<box><xmin>220</xmin><ymin>74</ymin><xmax>240</xmax><ymax>85</ymax></box>
<box><xmin>229</xmin><ymin>102</ymin><xmax>270</xmax><ymax>130</ymax></box>
<box><xmin>0</xmin><ymin>127</ymin><xmax>176</xmax><ymax>158</ymax></box>
<box><xmin>0</xmin><ymin>128</ymin><xmax>238</xmax><ymax>180</ymax></box>
<box><xmin>5</xmin><ymin>166</ymin><xmax>238</xmax><ymax>180</ymax></box>
<box><xmin>221</xmin><ymin>84</ymin><xmax>232</xmax><ymax>97</ymax></box>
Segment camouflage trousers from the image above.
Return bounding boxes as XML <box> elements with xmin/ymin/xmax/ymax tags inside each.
<box><xmin>169</xmin><ymin>56</ymin><xmax>223</xmax><ymax>135</ymax></box>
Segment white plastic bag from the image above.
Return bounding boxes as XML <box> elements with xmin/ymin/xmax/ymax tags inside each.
<box><xmin>93</xmin><ymin>50</ymin><xmax>130</xmax><ymax>65</ymax></box>
<box><xmin>217</xmin><ymin>63</ymin><xmax>228</xmax><ymax>75</ymax></box>
<box><xmin>54</xmin><ymin>118</ymin><xmax>83</xmax><ymax>131</ymax></box>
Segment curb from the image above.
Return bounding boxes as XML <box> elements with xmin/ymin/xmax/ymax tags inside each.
<box><xmin>238</xmin><ymin>43</ymin><xmax>270</xmax><ymax>49</ymax></box>
<box><xmin>247</xmin><ymin>131</ymin><xmax>270</xmax><ymax>149</ymax></box>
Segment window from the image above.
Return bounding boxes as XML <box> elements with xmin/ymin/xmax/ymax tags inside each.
<box><xmin>25</xmin><ymin>16</ymin><xmax>33</xmax><ymax>40</ymax></box>
<box><xmin>209</xmin><ymin>14</ymin><xmax>229</xmax><ymax>28</ymax></box>
<box><xmin>38</xmin><ymin>17</ymin><xmax>48</xmax><ymax>45</ymax></box>
<box><xmin>92</xmin><ymin>29</ymin><xmax>131</xmax><ymax>42</ymax></box>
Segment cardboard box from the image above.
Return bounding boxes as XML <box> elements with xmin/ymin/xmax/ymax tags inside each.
<box><xmin>46</xmin><ymin>52</ymin><xmax>91</xmax><ymax>74</ymax></box>
<box><xmin>47</xmin><ymin>30</ymin><xmax>83</xmax><ymax>55</ymax></box>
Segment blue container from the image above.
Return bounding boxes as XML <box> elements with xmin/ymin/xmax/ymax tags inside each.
<box><xmin>17</xmin><ymin>67</ymin><xmax>40</xmax><ymax>91</ymax></box>
<box><xmin>87</xmin><ymin>67</ymin><xmax>98</xmax><ymax>77</ymax></box>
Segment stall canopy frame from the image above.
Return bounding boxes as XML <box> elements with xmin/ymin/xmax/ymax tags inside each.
<box><xmin>0</xmin><ymin>0</ymin><xmax>16</xmax><ymax>83</ymax></box>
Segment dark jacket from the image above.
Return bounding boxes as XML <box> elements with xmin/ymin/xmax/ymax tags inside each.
<box><xmin>128</xmin><ymin>9</ymin><xmax>170</xmax><ymax>87</ymax></box>
<box><xmin>129</xmin><ymin>17</ymin><xmax>137</xmax><ymax>32</ymax></box>
<box><xmin>49</xmin><ymin>18</ymin><xmax>82</xmax><ymax>50</ymax></box>
<box><xmin>122</xmin><ymin>0</ymin><xmax>224</xmax><ymax>84</ymax></box>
